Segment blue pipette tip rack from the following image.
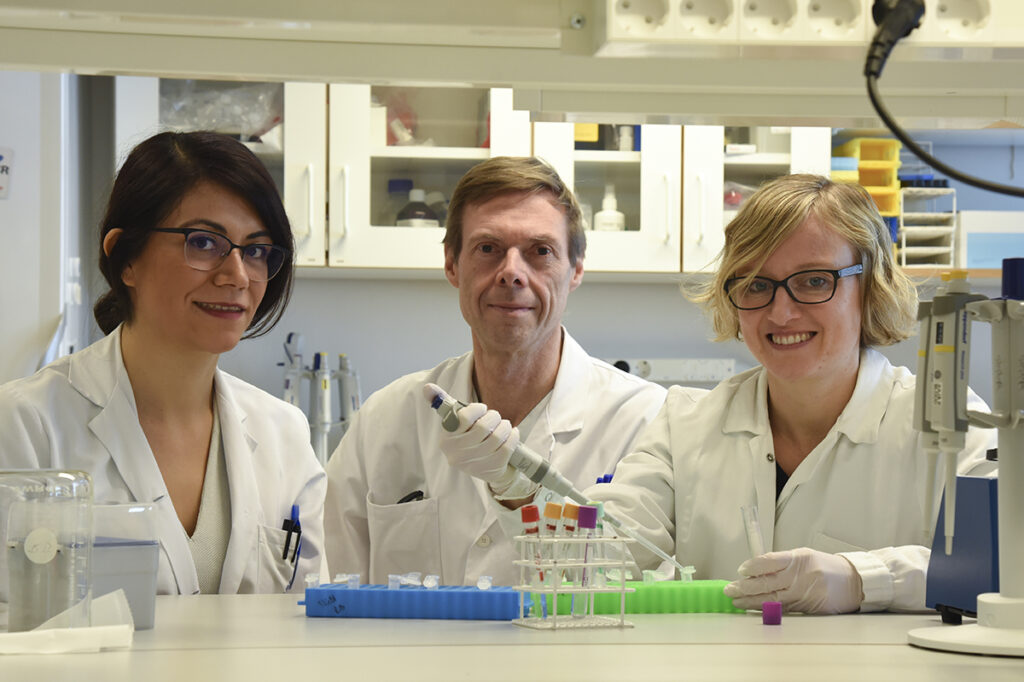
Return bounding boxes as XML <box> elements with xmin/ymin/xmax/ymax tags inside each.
<box><xmin>301</xmin><ymin>583</ymin><xmax>525</xmax><ymax>620</ymax></box>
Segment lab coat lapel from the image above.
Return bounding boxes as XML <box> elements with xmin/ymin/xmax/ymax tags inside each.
<box><xmin>74</xmin><ymin>327</ymin><xmax>197</xmax><ymax>594</ymax></box>
<box><xmin>213</xmin><ymin>370</ymin><xmax>259</xmax><ymax>594</ymax></box>
<box><xmin>737</xmin><ymin>369</ymin><xmax>777</xmax><ymax>548</ymax></box>
<box><xmin>543</xmin><ymin>329</ymin><xmax>587</xmax><ymax>439</ymax></box>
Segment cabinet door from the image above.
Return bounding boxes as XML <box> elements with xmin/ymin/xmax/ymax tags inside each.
<box><xmin>284</xmin><ymin>83</ymin><xmax>327</xmax><ymax>266</ymax></box>
<box><xmin>327</xmin><ymin>84</ymin><xmax>529</xmax><ymax>269</ymax></box>
<box><xmin>532</xmin><ymin>122</ymin><xmax>682</xmax><ymax>273</ymax></box>
<box><xmin>113</xmin><ymin>77</ymin><xmax>326</xmax><ymax>264</ymax></box>
<box><xmin>682</xmin><ymin>126</ymin><xmax>725</xmax><ymax>273</ymax></box>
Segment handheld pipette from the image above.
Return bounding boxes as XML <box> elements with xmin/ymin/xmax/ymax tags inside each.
<box><xmin>424</xmin><ymin>383</ymin><xmax>690</xmax><ymax>578</ymax></box>
<box><xmin>913</xmin><ymin>293</ymin><xmax>942</xmax><ymax>546</ymax></box>
<box><xmin>927</xmin><ymin>272</ymin><xmax>986</xmax><ymax>554</ymax></box>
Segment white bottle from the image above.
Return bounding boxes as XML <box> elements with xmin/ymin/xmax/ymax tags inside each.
<box><xmin>593</xmin><ymin>184</ymin><xmax>625</xmax><ymax>231</ymax></box>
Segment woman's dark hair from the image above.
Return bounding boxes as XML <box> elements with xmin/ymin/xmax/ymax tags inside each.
<box><xmin>94</xmin><ymin>130</ymin><xmax>294</xmax><ymax>338</ymax></box>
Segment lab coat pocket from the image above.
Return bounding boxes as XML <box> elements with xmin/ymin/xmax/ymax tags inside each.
<box><xmin>812</xmin><ymin>531</ymin><xmax>866</xmax><ymax>555</ymax></box>
<box><xmin>254</xmin><ymin>524</ymin><xmax>295</xmax><ymax>593</ymax></box>
<box><xmin>366</xmin><ymin>495</ymin><xmax>442</xmax><ymax>583</ymax></box>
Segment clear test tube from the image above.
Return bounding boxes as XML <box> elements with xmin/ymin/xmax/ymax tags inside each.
<box><xmin>542</xmin><ymin>502</ymin><xmax>563</xmax><ymax>585</ymax></box>
<box><xmin>561</xmin><ymin>503</ymin><xmax>580</xmax><ymax>587</ymax></box>
<box><xmin>576</xmin><ymin>505</ymin><xmax>598</xmax><ymax>618</ymax></box>
<box><xmin>741</xmin><ymin>505</ymin><xmax>766</xmax><ymax>559</ymax></box>
<box><xmin>520</xmin><ymin>504</ymin><xmax>543</xmax><ymax>587</ymax></box>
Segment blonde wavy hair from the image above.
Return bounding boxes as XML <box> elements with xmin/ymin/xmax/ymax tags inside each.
<box><xmin>693</xmin><ymin>174</ymin><xmax>917</xmax><ymax>347</ymax></box>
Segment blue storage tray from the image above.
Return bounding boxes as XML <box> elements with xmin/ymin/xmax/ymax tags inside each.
<box><xmin>301</xmin><ymin>584</ymin><xmax>525</xmax><ymax>620</ymax></box>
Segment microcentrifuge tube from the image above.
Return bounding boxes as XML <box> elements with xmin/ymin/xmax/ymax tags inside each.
<box><xmin>423</xmin><ymin>574</ymin><xmax>440</xmax><ymax>590</ymax></box>
<box><xmin>346</xmin><ymin>574</ymin><xmax>360</xmax><ymax>589</ymax></box>
<box><xmin>387</xmin><ymin>574</ymin><xmax>401</xmax><ymax>590</ymax></box>
<box><xmin>304</xmin><ymin>573</ymin><xmax>320</xmax><ymax>589</ymax></box>
<box><xmin>476</xmin><ymin>575</ymin><xmax>493</xmax><ymax>590</ymax></box>
<box><xmin>741</xmin><ymin>505</ymin><xmax>766</xmax><ymax>559</ymax></box>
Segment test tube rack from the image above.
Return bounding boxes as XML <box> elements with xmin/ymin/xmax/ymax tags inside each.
<box><xmin>512</xmin><ymin>534</ymin><xmax>635</xmax><ymax>630</ymax></box>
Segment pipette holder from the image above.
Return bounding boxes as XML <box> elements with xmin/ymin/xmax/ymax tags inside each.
<box><xmin>512</xmin><ymin>534</ymin><xmax>635</xmax><ymax>630</ymax></box>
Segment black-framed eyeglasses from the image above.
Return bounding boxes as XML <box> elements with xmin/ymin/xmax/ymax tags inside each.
<box><xmin>151</xmin><ymin>227</ymin><xmax>288</xmax><ymax>282</ymax></box>
<box><xmin>724</xmin><ymin>264</ymin><xmax>864</xmax><ymax>310</ymax></box>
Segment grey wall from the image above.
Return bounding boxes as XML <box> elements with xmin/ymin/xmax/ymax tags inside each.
<box><xmin>218</xmin><ymin>276</ymin><xmax>1002</xmax><ymax>429</ymax></box>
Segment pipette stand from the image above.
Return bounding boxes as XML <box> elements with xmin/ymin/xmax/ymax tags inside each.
<box><xmin>512</xmin><ymin>534</ymin><xmax>635</xmax><ymax>630</ymax></box>
<box><xmin>909</xmin><ymin>275</ymin><xmax>1024</xmax><ymax>657</ymax></box>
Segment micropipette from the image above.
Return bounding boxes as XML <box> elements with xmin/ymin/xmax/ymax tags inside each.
<box><xmin>424</xmin><ymin>383</ymin><xmax>691</xmax><ymax>578</ymax></box>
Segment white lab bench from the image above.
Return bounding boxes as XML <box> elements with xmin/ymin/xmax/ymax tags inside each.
<box><xmin>4</xmin><ymin>594</ymin><xmax>1023</xmax><ymax>681</ymax></box>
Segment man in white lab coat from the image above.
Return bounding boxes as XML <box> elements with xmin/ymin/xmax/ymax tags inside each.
<box><xmin>324</xmin><ymin>157</ymin><xmax>667</xmax><ymax>586</ymax></box>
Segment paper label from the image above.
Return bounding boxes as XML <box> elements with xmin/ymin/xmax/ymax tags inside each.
<box><xmin>24</xmin><ymin>527</ymin><xmax>58</xmax><ymax>564</ymax></box>
<box><xmin>0</xmin><ymin>147</ymin><xmax>11</xmax><ymax>199</ymax></box>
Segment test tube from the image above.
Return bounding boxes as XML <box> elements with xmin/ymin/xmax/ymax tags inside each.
<box><xmin>520</xmin><ymin>504</ymin><xmax>544</xmax><ymax>586</ymax></box>
<box><xmin>741</xmin><ymin>505</ymin><xmax>766</xmax><ymax>559</ymax></box>
<box><xmin>576</xmin><ymin>505</ymin><xmax>598</xmax><ymax>618</ymax></box>
<box><xmin>542</xmin><ymin>502</ymin><xmax>564</xmax><ymax>585</ymax></box>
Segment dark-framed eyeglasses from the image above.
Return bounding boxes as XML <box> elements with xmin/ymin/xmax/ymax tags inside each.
<box><xmin>150</xmin><ymin>227</ymin><xmax>288</xmax><ymax>282</ymax></box>
<box><xmin>724</xmin><ymin>264</ymin><xmax>864</xmax><ymax>311</ymax></box>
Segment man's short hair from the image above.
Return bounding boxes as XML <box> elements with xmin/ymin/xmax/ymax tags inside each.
<box><xmin>444</xmin><ymin>156</ymin><xmax>586</xmax><ymax>266</ymax></box>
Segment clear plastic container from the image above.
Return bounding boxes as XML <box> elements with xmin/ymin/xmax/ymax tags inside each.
<box><xmin>0</xmin><ymin>470</ymin><xmax>93</xmax><ymax>632</ymax></box>
<box><xmin>396</xmin><ymin>188</ymin><xmax>440</xmax><ymax>227</ymax></box>
<box><xmin>93</xmin><ymin>503</ymin><xmax>159</xmax><ymax>629</ymax></box>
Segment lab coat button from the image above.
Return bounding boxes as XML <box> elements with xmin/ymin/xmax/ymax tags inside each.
<box><xmin>476</xmin><ymin>534</ymin><xmax>492</xmax><ymax>548</ymax></box>
<box><xmin>766</xmin><ymin>453</ymin><xmax>775</xmax><ymax>462</ymax></box>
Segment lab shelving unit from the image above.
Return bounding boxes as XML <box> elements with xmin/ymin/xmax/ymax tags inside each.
<box><xmin>898</xmin><ymin>187</ymin><xmax>958</xmax><ymax>269</ymax></box>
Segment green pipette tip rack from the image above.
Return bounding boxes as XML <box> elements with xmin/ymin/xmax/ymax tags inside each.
<box><xmin>553</xmin><ymin>579</ymin><xmax>743</xmax><ymax>615</ymax></box>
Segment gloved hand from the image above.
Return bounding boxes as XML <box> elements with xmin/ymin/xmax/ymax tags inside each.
<box><xmin>424</xmin><ymin>383</ymin><xmax>521</xmax><ymax>486</ymax></box>
<box><xmin>723</xmin><ymin>547</ymin><xmax>864</xmax><ymax>614</ymax></box>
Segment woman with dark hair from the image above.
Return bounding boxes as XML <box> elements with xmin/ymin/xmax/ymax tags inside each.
<box><xmin>0</xmin><ymin>131</ymin><xmax>326</xmax><ymax>595</ymax></box>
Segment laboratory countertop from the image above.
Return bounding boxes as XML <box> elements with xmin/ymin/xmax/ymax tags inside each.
<box><xmin>5</xmin><ymin>594</ymin><xmax>1024</xmax><ymax>681</ymax></box>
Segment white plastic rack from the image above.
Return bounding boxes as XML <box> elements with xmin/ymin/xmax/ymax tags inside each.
<box><xmin>512</xmin><ymin>534</ymin><xmax>635</xmax><ymax>630</ymax></box>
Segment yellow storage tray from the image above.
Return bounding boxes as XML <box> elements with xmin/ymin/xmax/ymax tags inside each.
<box><xmin>834</xmin><ymin>137</ymin><xmax>902</xmax><ymax>164</ymax></box>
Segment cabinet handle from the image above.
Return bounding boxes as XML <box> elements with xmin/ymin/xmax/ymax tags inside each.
<box><xmin>336</xmin><ymin>164</ymin><xmax>348</xmax><ymax>239</ymax></box>
<box><xmin>663</xmin><ymin>172</ymin><xmax>672</xmax><ymax>245</ymax></box>
<box><xmin>695</xmin><ymin>172</ymin><xmax>705</xmax><ymax>245</ymax></box>
<box><xmin>305</xmin><ymin>162</ymin><xmax>315</xmax><ymax>239</ymax></box>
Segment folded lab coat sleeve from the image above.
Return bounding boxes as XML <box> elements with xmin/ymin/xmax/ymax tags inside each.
<box><xmin>586</xmin><ymin>387</ymin><xmax>707</xmax><ymax>571</ymax></box>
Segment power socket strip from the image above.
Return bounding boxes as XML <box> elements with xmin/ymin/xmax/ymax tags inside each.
<box><xmin>607</xmin><ymin>358</ymin><xmax>739</xmax><ymax>384</ymax></box>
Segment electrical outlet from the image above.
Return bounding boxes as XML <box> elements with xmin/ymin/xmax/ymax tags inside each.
<box><xmin>607</xmin><ymin>358</ymin><xmax>740</xmax><ymax>384</ymax></box>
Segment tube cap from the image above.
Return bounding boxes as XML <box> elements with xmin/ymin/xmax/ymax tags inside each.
<box><xmin>762</xmin><ymin>601</ymin><xmax>782</xmax><ymax>625</ymax></box>
<box><xmin>1002</xmin><ymin>258</ymin><xmax>1024</xmax><ymax>300</ymax></box>
<box><xmin>520</xmin><ymin>505</ymin><xmax>540</xmax><ymax>523</ymax></box>
<box><xmin>577</xmin><ymin>505</ymin><xmax>598</xmax><ymax>529</ymax></box>
<box><xmin>562</xmin><ymin>503</ymin><xmax>579</xmax><ymax>521</ymax></box>
<box><xmin>543</xmin><ymin>502</ymin><xmax>562</xmax><ymax>520</ymax></box>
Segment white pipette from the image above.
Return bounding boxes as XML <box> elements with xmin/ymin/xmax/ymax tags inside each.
<box><xmin>424</xmin><ymin>383</ymin><xmax>691</xmax><ymax>578</ymax></box>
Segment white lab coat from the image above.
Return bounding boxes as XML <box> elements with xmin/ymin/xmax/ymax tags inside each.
<box><xmin>0</xmin><ymin>326</ymin><xmax>327</xmax><ymax>596</ymax></box>
<box><xmin>588</xmin><ymin>348</ymin><xmax>996</xmax><ymax>612</ymax></box>
<box><xmin>324</xmin><ymin>330</ymin><xmax>668</xmax><ymax>586</ymax></box>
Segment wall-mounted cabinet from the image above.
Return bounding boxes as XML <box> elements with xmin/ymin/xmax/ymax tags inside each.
<box><xmin>533</xmin><ymin>121</ymin><xmax>682</xmax><ymax>273</ymax></box>
<box><xmin>114</xmin><ymin>76</ymin><xmax>328</xmax><ymax>267</ymax></box>
<box><xmin>327</xmin><ymin>84</ymin><xmax>530</xmax><ymax>269</ymax></box>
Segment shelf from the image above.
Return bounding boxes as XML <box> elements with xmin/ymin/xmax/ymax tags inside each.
<box><xmin>900</xmin><ymin>226</ymin><xmax>955</xmax><ymax>240</ymax></box>
<box><xmin>901</xmin><ymin>212</ymin><xmax>955</xmax><ymax>224</ymax></box>
<box><xmin>372</xmin><ymin>145</ymin><xmax>490</xmax><ymax>161</ymax></box>
<box><xmin>900</xmin><ymin>246</ymin><xmax>954</xmax><ymax>257</ymax></box>
<box><xmin>723</xmin><ymin>152</ymin><xmax>790</xmax><ymax>175</ymax></box>
<box><xmin>902</xmin><ymin>187</ymin><xmax>955</xmax><ymax>199</ymax></box>
<box><xmin>574</xmin><ymin>150</ymin><xmax>641</xmax><ymax>164</ymax></box>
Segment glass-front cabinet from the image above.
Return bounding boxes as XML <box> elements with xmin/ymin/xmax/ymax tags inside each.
<box><xmin>114</xmin><ymin>76</ymin><xmax>328</xmax><ymax>267</ymax></box>
<box><xmin>327</xmin><ymin>84</ymin><xmax>530</xmax><ymax>269</ymax></box>
<box><xmin>533</xmin><ymin>121</ymin><xmax>682</xmax><ymax>273</ymax></box>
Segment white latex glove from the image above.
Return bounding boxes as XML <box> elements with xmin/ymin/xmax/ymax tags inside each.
<box><xmin>433</xmin><ymin>396</ymin><xmax>521</xmax><ymax>486</ymax></box>
<box><xmin>723</xmin><ymin>547</ymin><xmax>864</xmax><ymax>614</ymax></box>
